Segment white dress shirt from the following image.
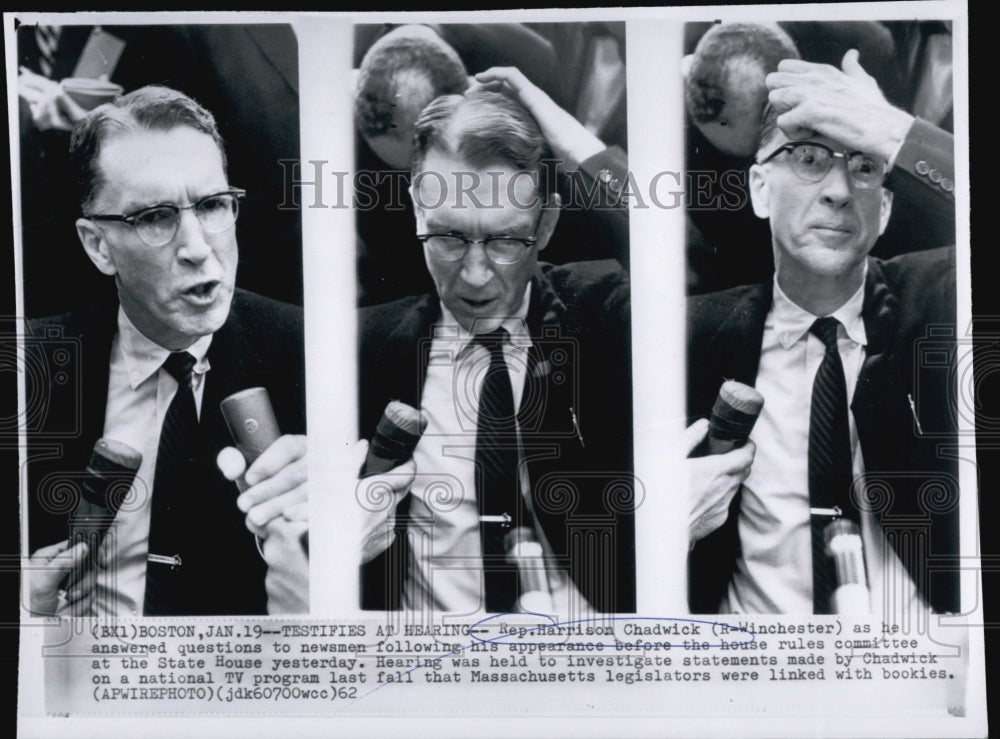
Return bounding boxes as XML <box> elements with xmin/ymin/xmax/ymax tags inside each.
<box><xmin>83</xmin><ymin>307</ymin><xmax>212</xmax><ymax>617</ymax></box>
<box><xmin>403</xmin><ymin>285</ymin><xmax>580</xmax><ymax>613</ymax></box>
<box><xmin>724</xmin><ymin>271</ymin><xmax>927</xmax><ymax>618</ymax></box>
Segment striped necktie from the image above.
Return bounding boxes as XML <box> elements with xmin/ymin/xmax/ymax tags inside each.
<box><xmin>808</xmin><ymin>317</ymin><xmax>860</xmax><ymax>614</ymax></box>
<box><xmin>144</xmin><ymin>351</ymin><xmax>201</xmax><ymax>615</ymax></box>
<box><xmin>35</xmin><ymin>25</ymin><xmax>61</xmax><ymax>78</ymax></box>
<box><xmin>473</xmin><ymin>328</ymin><xmax>528</xmax><ymax>613</ymax></box>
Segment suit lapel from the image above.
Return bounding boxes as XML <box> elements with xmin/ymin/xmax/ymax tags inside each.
<box><xmin>75</xmin><ymin>301</ymin><xmax>118</xmax><ymax>466</ymax></box>
<box><xmin>852</xmin><ymin>257</ymin><xmax>897</xmax><ymax>446</ymax></box>
<box><xmin>519</xmin><ymin>270</ymin><xmax>568</xmax><ymax>435</ymax></box>
<box><xmin>374</xmin><ymin>294</ymin><xmax>438</xmax><ymax>410</ymax></box>
<box><xmin>201</xmin><ymin>302</ymin><xmax>252</xmax><ymax>458</ymax></box>
<box><xmin>709</xmin><ymin>283</ymin><xmax>772</xmax><ymax>385</ymax></box>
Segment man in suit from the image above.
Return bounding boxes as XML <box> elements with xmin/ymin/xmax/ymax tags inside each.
<box><xmin>26</xmin><ymin>86</ymin><xmax>308</xmax><ymax>617</ymax></box>
<box><xmin>684</xmin><ymin>22</ymin><xmax>956</xmax><ymax>295</ymax></box>
<box><xmin>353</xmin><ymin>23</ymin><xmax>629</xmax><ymax>307</ymax></box>
<box><xmin>686</xmin><ymin>98</ymin><xmax>959</xmax><ymax>616</ymax></box>
<box><xmin>358</xmin><ymin>90</ymin><xmax>634</xmax><ymax>614</ymax></box>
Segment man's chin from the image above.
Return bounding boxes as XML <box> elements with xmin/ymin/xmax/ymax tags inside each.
<box><xmin>445</xmin><ymin>299</ymin><xmax>504</xmax><ymax>333</ymax></box>
<box><xmin>795</xmin><ymin>244</ymin><xmax>868</xmax><ymax>277</ymax></box>
<box><xmin>173</xmin><ymin>291</ymin><xmax>233</xmax><ymax>343</ymax></box>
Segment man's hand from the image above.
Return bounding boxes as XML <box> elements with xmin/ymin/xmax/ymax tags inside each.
<box><xmin>262</xmin><ymin>516</ymin><xmax>309</xmax><ymax>615</ymax></box>
<box><xmin>470</xmin><ymin>66</ymin><xmax>605</xmax><ymax>170</ymax></box>
<box><xmin>18</xmin><ymin>68</ymin><xmax>86</xmax><ymax>132</ymax></box>
<box><xmin>354</xmin><ymin>439</ymin><xmax>415</xmax><ymax>565</ymax></box>
<box><xmin>685</xmin><ymin>419</ymin><xmax>755</xmax><ymax>544</ymax></box>
<box><xmin>28</xmin><ymin>539</ymin><xmax>91</xmax><ymax>616</ymax></box>
<box><xmin>218</xmin><ymin>434</ymin><xmax>307</xmax><ymax>538</ymax></box>
<box><xmin>766</xmin><ymin>49</ymin><xmax>914</xmax><ymax>164</ymax></box>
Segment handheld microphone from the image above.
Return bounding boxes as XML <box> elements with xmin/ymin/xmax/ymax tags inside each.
<box><xmin>220</xmin><ymin>388</ymin><xmax>309</xmax><ymax>556</ymax></box>
<box><xmin>220</xmin><ymin>387</ymin><xmax>282</xmax><ymax>493</ymax></box>
<box><xmin>361</xmin><ymin>401</ymin><xmax>426</xmax><ymax>477</ymax></box>
<box><xmin>824</xmin><ymin>518</ymin><xmax>870</xmax><ymax>614</ymax></box>
<box><xmin>65</xmin><ymin>438</ymin><xmax>142</xmax><ymax>588</ymax></box>
<box><xmin>505</xmin><ymin>526</ymin><xmax>555</xmax><ymax>613</ymax></box>
<box><xmin>704</xmin><ymin>380</ymin><xmax>765</xmax><ymax>455</ymax></box>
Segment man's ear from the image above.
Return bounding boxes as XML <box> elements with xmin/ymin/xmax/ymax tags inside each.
<box><xmin>75</xmin><ymin>218</ymin><xmax>118</xmax><ymax>276</ymax></box>
<box><xmin>747</xmin><ymin>164</ymin><xmax>770</xmax><ymax>220</ymax></box>
<box><xmin>877</xmin><ymin>188</ymin><xmax>894</xmax><ymax>236</ymax></box>
<box><xmin>409</xmin><ymin>185</ymin><xmax>426</xmax><ymax>232</ymax></box>
<box><xmin>534</xmin><ymin>192</ymin><xmax>562</xmax><ymax>252</ymax></box>
<box><xmin>680</xmin><ymin>54</ymin><xmax>694</xmax><ymax>79</ymax></box>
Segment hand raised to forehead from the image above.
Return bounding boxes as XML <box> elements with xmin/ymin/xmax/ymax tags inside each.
<box><xmin>765</xmin><ymin>49</ymin><xmax>914</xmax><ymax>163</ymax></box>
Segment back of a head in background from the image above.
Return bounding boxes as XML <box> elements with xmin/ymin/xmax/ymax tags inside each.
<box><xmin>356</xmin><ymin>25</ymin><xmax>470</xmax><ymax>170</ymax></box>
<box><xmin>684</xmin><ymin>23</ymin><xmax>800</xmax><ymax>158</ymax></box>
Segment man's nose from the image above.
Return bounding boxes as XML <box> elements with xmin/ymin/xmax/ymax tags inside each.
<box><xmin>174</xmin><ymin>209</ymin><xmax>213</xmax><ymax>264</ymax></box>
<box><xmin>818</xmin><ymin>158</ymin><xmax>854</xmax><ymax>207</ymax></box>
<box><xmin>459</xmin><ymin>242</ymin><xmax>494</xmax><ymax>288</ymax></box>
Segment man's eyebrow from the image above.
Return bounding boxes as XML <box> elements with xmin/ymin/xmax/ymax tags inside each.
<box><xmin>423</xmin><ymin>217</ymin><xmax>534</xmax><ymax>235</ymax></box>
<box><xmin>120</xmin><ymin>199</ymin><xmax>168</xmax><ymax>213</ymax></box>
<box><xmin>119</xmin><ymin>189</ymin><xmax>230</xmax><ymax>214</ymax></box>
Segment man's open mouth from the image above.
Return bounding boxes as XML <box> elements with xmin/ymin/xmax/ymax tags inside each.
<box><xmin>182</xmin><ymin>281</ymin><xmax>220</xmax><ymax>302</ymax></box>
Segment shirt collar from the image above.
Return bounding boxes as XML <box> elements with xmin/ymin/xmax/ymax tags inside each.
<box><xmin>116</xmin><ymin>306</ymin><xmax>213</xmax><ymax>390</ymax></box>
<box><xmin>437</xmin><ymin>283</ymin><xmax>533</xmax><ymax>354</ymax></box>
<box><xmin>771</xmin><ymin>264</ymin><xmax>868</xmax><ymax>350</ymax></box>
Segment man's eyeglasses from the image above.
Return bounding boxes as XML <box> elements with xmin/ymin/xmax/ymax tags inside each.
<box><xmin>757</xmin><ymin>142</ymin><xmax>886</xmax><ymax>190</ymax></box>
<box><xmin>417</xmin><ymin>216</ymin><xmax>541</xmax><ymax>266</ymax></box>
<box><xmin>84</xmin><ymin>188</ymin><xmax>246</xmax><ymax>248</ymax></box>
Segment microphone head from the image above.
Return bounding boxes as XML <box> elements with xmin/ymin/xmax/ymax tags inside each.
<box><xmin>89</xmin><ymin>438</ymin><xmax>142</xmax><ymax>473</ymax></box>
<box><xmin>824</xmin><ymin>517</ymin><xmax>862</xmax><ymax>548</ymax></box>
<box><xmin>220</xmin><ymin>387</ymin><xmax>281</xmax><ymax>464</ymax></box>
<box><xmin>361</xmin><ymin>401</ymin><xmax>426</xmax><ymax>477</ymax></box>
<box><xmin>717</xmin><ymin>380</ymin><xmax>765</xmax><ymax>416</ymax></box>
<box><xmin>707</xmin><ymin>380</ymin><xmax>765</xmax><ymax>450</ymax></box>
<box><xmin>384</xmin><ymin>400</ymin><xmax>427</xmax><ymax>436</ymax></box>
<box><xmin>504</xmin><ymin>526</ymin><xmax>543</xmax><ymax>556</ymax></box>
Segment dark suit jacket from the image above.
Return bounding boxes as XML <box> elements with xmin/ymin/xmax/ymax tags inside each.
<box><xmin>358</xmin><ymin>260</ymin><xmax>635</xmax><ymax>612</ymax></box>
<box><xmin>26</xmin><ymin>289</ymin><xmax>306</xmax><ymax>615</ymax></box>
<box><xmin>687</xmin><ymin>248</ymin><xmax>959</xmax><ymax>614</ymax></box>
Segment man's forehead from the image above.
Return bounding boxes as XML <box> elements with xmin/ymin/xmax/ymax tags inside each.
<box><xmin>94</xmin><ymin>125</ymin><xmax>226</xmax><ymax>208</ymax></box>
<box><xmin>413</xmin><ymin>148</ymin><xmax>541</xmax><ymax>211</ymax></box>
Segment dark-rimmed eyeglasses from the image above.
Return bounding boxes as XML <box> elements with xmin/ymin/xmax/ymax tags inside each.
<box><xmin>757</xmin><ymin>142</ymin><xmax>886</xmax><ymax>190</ymax></box>
<box><xmin>417</xmin><ymin>214</ymin><xmax>541</xmax><ymax>265</ymax></box>
<box><xmin>84</xmin><ymin>188</ymin><xmax>246</xmax><ymax>248</ymax></box>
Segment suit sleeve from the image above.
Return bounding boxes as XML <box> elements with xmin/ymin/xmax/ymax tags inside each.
<box><xmin>564</xmin><ymin>146</ymin><xmax>630</xmax><ymax>267</ymax></box>
<box><xmin>886</xmin><ymin>118</ymin><xmax>955</xmax><ymax>229</ymax></box>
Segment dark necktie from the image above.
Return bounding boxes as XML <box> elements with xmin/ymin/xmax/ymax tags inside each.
<box><xmin>35</xmin><ymin>25</ymin><xmax>60</xmax><ymax>78</ymax></box>
<box><xmin>808</xmin><ymin>317</ymin><xmax>859</xmax><ymax>614</ymax></box>
<box><xmin>473</xmin><ymin>328</ymin><xmax>526</xmax><ymax>613</ymax></box>
<box><xmin>144</xmin><ymin>351</ymin><xmax>199</xmax><ymax>615</ymax></box>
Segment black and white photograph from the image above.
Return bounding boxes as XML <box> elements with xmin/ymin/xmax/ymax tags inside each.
<box><xmin>682</xmin><ymin>19</ymin><xmax>962</xmax><ymax>618</ymax></box>
<box><xmin>6</xmin><ymin>5</ymin><xmax>986</xmax><ymax>739</ymax></box>
<box><xmin>16</xmin><ymin>22</ymin><xmax>309</xmax><ymax>619</ymax></box>
<box><xmin>352</xmin><ymin>21</ymin><xmax>636</xmax><ymax>616</ymax></box>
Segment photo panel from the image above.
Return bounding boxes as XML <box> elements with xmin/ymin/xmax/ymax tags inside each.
<box><xmin>9</xmin><ymin>5</ymin><xmax>985</xmax><ymax>738</ymax></box>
